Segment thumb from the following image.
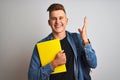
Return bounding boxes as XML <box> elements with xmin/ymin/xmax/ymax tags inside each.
<box><xmin>78</xmin><ymin>28</ymin><xmax>82</xmax><ymax>34</ymax></box>
<box><xmin>60</xmin><ymin>50</ymin><xmax>64</xmax><ymax>54</ymax></box>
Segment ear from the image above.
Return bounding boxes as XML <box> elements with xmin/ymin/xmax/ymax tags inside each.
<box><xmin>48</xmin><ymin>20</ymin><xmax>50</xmax><ymax>26</ymax></box>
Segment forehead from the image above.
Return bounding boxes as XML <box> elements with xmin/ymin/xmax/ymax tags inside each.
<box><xmin>50</xmin><ymin>10</ymin><xmax>66</xmax><ymax>17</ymax></box>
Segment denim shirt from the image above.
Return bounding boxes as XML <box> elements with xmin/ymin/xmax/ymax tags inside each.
<box><xmin>28</xmin><ymin>31</ymin><xmax>97</xmax><ymax>80</ymax></box>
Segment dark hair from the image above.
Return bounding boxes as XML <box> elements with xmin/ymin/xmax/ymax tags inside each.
<box><xmin>47</xmin><ymin>3</ymin><xmax>66</xmax><ymax>14</ymax></box>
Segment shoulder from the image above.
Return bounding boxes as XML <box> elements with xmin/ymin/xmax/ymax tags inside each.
<box><xmin>37</xmin><ymin>33</ymin><xmax>53</xmax><ymax>43</ymax></box>
<box><xmin>66</xmin><ymin>31</ymin><xmax>82</xmax><ymax>40</ymax></box>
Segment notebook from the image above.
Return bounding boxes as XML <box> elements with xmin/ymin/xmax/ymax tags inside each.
<box><xmin>37</xmin><ymin>39</ymin><xmax>66</xmax><ymax>74</ymax></box>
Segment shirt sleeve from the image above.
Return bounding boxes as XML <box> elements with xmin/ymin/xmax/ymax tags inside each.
<box><xmin>28</xmin><ymin>45</ymin><xmax>54</xmax><ymax>80</ymax></box>
<box><xmin>84</xmin><ymin>44</ymin><xmax>97</xmax><ymax>68</ymax></box>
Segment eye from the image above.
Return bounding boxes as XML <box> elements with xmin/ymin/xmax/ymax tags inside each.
<box><xmin>59</xmin><ymin>16</ymin><xmax>64</xmax><ymax>20</ymax></box>
<box><xmin>50</xmin><ymin>17</ymin><xmax>56</xmax><ymax>20</ymax></box>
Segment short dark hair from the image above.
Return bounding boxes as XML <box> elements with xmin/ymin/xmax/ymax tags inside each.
<box><xmin>47</xmin><ymin>3</ymin><xmax>66</xmax><ymax>14</ymax></box>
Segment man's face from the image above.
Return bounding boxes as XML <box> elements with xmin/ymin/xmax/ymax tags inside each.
<box><xmin>48</xmin><ymin>10</ymin><xmax>68</xmax><ymax>34</ymax></box>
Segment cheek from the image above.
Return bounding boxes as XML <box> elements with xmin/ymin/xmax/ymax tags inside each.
<box><xmin>50</xmin><ymin>22</ymin><xmax>56</xmax><ymax>29</ymax></box>
<box><xmin>63</xmin><ymin>20</ymin><xmax>68</xmax><ymax>25</ymax></box>
<box><xmin>49</xmin><ymin>21</ymin><xmax>54</xmax><ymax>26</ymax></box>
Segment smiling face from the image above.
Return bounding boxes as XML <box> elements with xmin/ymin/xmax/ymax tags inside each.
<box><xmin>48</xmin><ymin>10</ymin><xmax>68</xmax><ymax>34</ymax></box>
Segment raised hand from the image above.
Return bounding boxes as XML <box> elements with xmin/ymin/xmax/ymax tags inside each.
<box><xmin>78</xmin><ymin>16</ymin><xmax>89</xmax><ymax>45</ymax></box>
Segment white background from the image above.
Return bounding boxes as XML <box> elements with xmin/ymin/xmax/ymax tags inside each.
<box><xmin>0</xmin><ymin>0</ymin><xmax>120</xmax><ymax>80</ymax></box>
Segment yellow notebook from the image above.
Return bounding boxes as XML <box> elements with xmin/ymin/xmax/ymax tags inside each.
<box><xmin>37</xmin><ymin>39</ymin><xmax>66</xmax><ymax>74</ymax></box>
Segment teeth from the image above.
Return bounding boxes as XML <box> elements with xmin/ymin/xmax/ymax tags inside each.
<box><xmin>55</xmin><ymin>25</ymin><xmax>61</xmax><ymax>28</ymax></box>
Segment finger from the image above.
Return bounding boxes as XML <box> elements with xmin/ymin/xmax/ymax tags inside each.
<box><xmin>59</xmin><ymin>50</ymin><xmax>65</xmax><ymax>54</ymax></box>
<box><xmin>58</xmin><ymin>50</ymin><xmax>64</xmax><ymax>53</ymax></box>
<box><xmin>78</xmin><ymin>28</ymin><xmax>82</xmax><ymax>34</ymax></box>
<box><xmin>61</xmin><ymin>50</ymin><xmax>64</xmax><ymax>53</ymax></box>
<box><xmin>83</xmin><ymin>16</ymin><xmax>88</xmax><ymax>28</ymax></box>
<box><xmin>62</xmin><ymin>53</ymin><xmax>66</xmax><ymax>57</ymax></box>
<box><xmin>57</xmin><ymin>50</ymin><xmax>64</xmax><ymax>56</ymax></box>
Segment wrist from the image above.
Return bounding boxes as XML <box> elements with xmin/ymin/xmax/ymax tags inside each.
<box><xmin>50</xmin><ymin>60</ymin><xmax>57</xmax><ymax>69</ymax></box>
<box><xmin>82</xmin><ymin>39</ymin><xmax>90</xmax><ymax>45</ymax></box>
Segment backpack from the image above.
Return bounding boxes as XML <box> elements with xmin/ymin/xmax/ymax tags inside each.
<box><xmin>72</xmin><ymin>33</ymin><xmax>91</xmax><ymax>80</ymax></box>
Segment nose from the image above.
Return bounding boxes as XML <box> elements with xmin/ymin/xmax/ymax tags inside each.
<box><xmin>56</xmin><ymin>18</ymin><xmax>60</xmax><ymax>24</ymax></box>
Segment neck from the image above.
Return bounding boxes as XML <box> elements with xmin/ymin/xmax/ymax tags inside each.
<box><xmin>52</xmin><ymin>31</ymin><xmax>66</xmax><ymax>40</ymax></box>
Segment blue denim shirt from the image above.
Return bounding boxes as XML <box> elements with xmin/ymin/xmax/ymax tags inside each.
<box><xmin>28</xmin><ymin>31</ymin><xmax>97</xmax><ymax>80</ymax></box>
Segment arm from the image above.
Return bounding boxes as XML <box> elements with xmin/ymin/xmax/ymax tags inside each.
<box><xmin>84</xmin><ymin>44</ymin><xmax>97</xmax><ymax>68</ymax></box>
<box><xmin>28</xmin><ymin>45</ymin><xmax>53</xmax><ymax>80</ymax></box>
<box><xmin>78</xmin><ymin>16</ymin><xmax>97</xmax><ymax>68</ymax></box>
<box><xmin>76</xmin><ymin>33</ymin><xmax>97</xmax><ymax>68</ymax></box>
<box><xmin>28</xmin><ymin>45</ymin><xmax>66</xmax><ymax>80</ymax></box>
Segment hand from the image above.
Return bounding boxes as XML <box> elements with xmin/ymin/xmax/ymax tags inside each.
<box><xmin>78</xmin><ymin>16</ymin><xmax>89</xmax><ymax>45</ymax></box>
<box><xmin>50</xmin><ymin>50</ymin><xmax>66</xmax><ymax>69</ymax></box>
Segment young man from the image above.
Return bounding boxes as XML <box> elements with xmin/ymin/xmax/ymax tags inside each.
<box><xmin>28</xmin><ymin>3</ymin><xmax>97</xmax><ymax>80</ymax></box>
